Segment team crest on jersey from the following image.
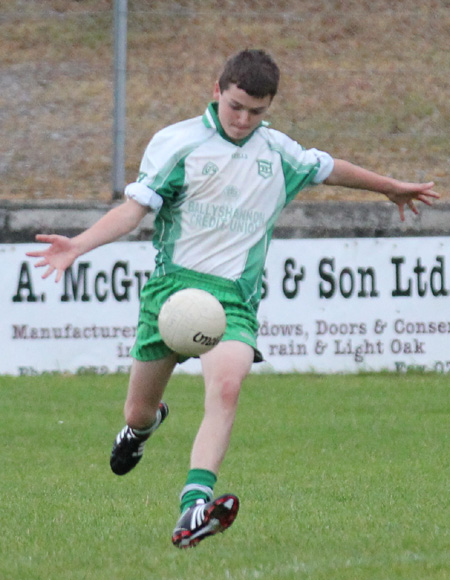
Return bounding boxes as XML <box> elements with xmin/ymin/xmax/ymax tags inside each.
<box><xmin>202</xmin><ymin>161</ymin><xmax>219</xmax><ymax>175</ymax></box>
<box><xmin>257</xmin><ymin>159</ymin><xmax>273</xmax><ymax>179</ymax></box>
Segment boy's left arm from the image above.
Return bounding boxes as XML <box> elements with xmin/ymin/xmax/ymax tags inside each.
<box><xmin>324</xmin><ymin>159</ymin><xmax>441</xmax><ymax>221</ymax></box>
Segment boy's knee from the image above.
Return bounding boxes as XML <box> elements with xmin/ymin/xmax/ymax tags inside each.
<box><xmin>215</xmin><ymin>378</ymin><xmax>242</xmax><ymax>410</ymax></box>
<box><xmin>124</xmin><ymin>401</ymin><xmax>157</xmax><ymax>429</ymax></box>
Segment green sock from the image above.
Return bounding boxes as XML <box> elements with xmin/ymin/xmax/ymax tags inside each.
<box><xmin>180</xmin><ymin>468</ymin><xmax>217</xmax><ymax>513</ymax></box>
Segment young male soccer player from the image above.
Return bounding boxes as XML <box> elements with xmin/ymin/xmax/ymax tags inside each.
<box><xmin>27</xmin><ymin>49</ymin><xmax>440</xmax><ymax>549</ymax></box>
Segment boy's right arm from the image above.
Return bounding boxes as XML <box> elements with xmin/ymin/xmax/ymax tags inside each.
<box><xmin>26</xmin><ymin>198</ymin><xmax>149</xmax><ymax>282</ymax></box>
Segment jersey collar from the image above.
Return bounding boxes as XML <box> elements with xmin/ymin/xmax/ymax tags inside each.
<box><xmin>202</xmin><ymin>101</ymin><xmax>268</xmax><ymax>147</ymax></box>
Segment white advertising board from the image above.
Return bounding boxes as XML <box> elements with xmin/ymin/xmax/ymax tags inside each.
<box><xmin>1</xmin><ymin>238</ymin><xmax>449</xmax><ymax>376</ymax></box>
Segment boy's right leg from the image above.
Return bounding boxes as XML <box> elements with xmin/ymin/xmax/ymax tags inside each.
<box><xmin>124</xmin><ymin>355</ymin><xmax>177</xmax><ymax>428</ymax></box>
<box><xmin>110</xmin><ymin>355</ymin><xmax>177</xmax><ymax>475</ymax></box>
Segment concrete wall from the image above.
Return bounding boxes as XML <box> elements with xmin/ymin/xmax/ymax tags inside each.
<box><xmin>1</xmin><ymin>200</ymin><xmax>449</xmax><ymax>243</ymax></box>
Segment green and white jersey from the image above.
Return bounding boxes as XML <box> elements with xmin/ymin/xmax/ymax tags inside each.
<box><xmin>128</xmin><ymin>102</ymin><xmax>334</xmax><ymax>308</ymax></box>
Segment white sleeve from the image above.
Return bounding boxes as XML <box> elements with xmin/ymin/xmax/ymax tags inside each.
<box><xmin>124</xmin><ymin>182</ymin><xmax>163</xmax><ymax>212</ymax></box>
<box><xmin>266</xmin><ymin>128</ymin><xmax>334</xmax><ymax>187</ymax></box>
<box><xmin>309</xmin><ymin>149</ymin><xmax>335</xmax><ymax>184</ymax></box>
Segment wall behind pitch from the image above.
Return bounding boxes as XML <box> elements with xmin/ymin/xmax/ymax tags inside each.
<box><xmin>1</xmin><ymin>200</ymin><xmax>449</xmax><ymax>242</ymax></box>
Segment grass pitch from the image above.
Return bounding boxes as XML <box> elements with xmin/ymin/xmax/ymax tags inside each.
<box><xmin>1</xmin><ymin>372</ymin><xmax>449</xmax><ymax>580</ymax></box>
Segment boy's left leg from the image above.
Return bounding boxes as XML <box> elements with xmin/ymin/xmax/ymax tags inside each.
<box><xmin>191</xmin><ymin>340</ymin><xmax>254</xmax><ymax>473</ymax></box>
<box><xmin>172</xmin><ymin>340</ymin><xmax>253</xmax><ymax>548</ymax></box>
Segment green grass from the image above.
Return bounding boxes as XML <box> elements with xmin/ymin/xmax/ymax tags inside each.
<box><xmin>1</xmin><ymin>372</ymin><xmax>449</xmax><ymax>580</ymax></box>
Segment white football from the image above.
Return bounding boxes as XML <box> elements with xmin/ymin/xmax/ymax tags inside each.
<box><xmin>158</xmin><ymin>288</ymin><xmax>226</xmax><ymax>356</ymax></box>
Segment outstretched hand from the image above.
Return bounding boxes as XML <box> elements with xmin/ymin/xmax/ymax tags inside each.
<box><xmin>26</xmin><ymin>234</ymin><xmax>79</xmax><ymax>282</ymax></box>
<box><xmin>384</xmin><ymin>182</ymin><xmax>440</xmax><ymax>221</ymax></box>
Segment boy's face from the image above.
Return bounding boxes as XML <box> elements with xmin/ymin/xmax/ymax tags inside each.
<box><xmin>213</xmin><ymin>82</ymin><xmax>272</xmax><ymax>142</ymax></box>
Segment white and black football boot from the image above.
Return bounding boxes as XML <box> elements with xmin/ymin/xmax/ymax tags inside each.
<box><xmin>110</xmin><ymin>401</ymin><xmax>169</xmax><ymax>475</ymax></box>
<box><xmin>172</xmin><ymin>494</ymin><xmax>240</xmax><ymax>549</ymax></box>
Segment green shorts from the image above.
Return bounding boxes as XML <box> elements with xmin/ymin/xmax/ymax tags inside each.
<box><xmin>131</xmin><ymin>267</ymin><xmax>263</xmax><ymax>363</ymax></box>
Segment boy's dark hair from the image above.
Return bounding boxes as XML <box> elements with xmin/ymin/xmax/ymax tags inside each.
<box><xmin>218</xmin><ymin>49</ymin><xmax>280</xmax><ymax>99</ymax></box>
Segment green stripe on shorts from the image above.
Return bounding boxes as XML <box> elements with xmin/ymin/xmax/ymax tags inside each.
<box><xmin>131</xmin><ymin>267</ymin><xmax>263</xmax><ymax>363</ymax></box>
